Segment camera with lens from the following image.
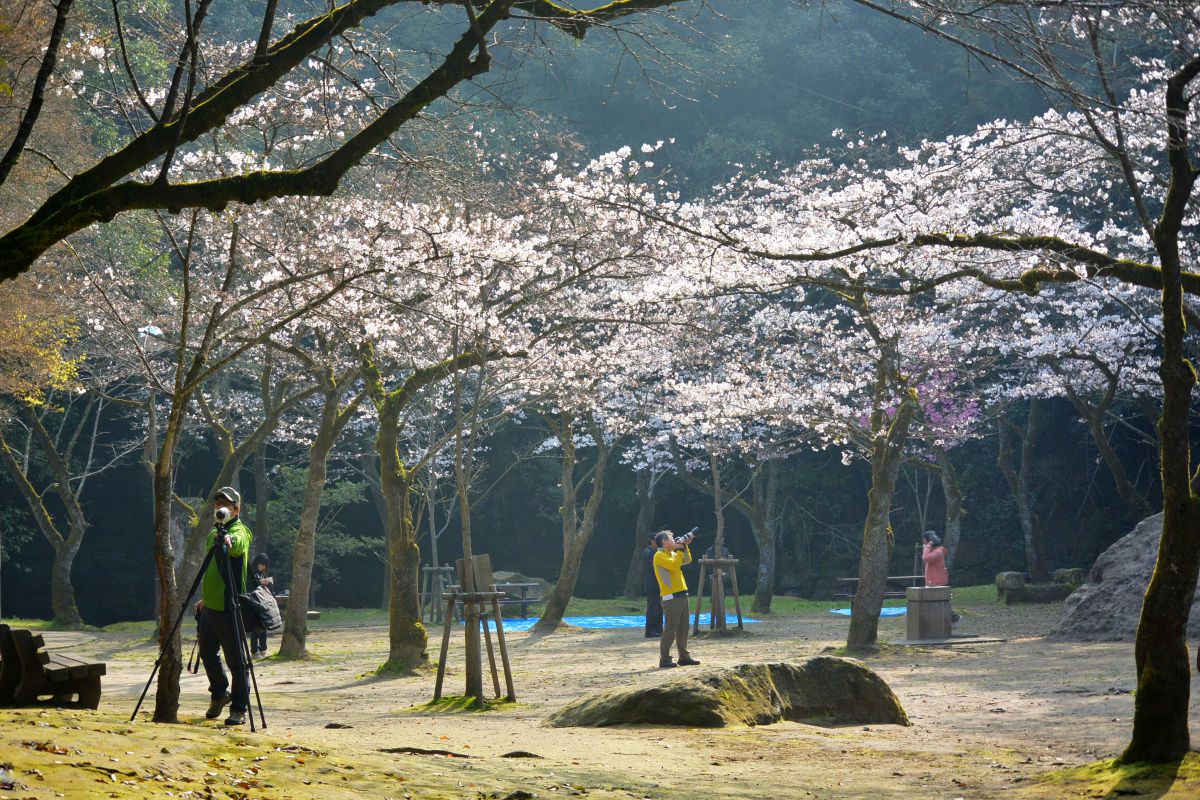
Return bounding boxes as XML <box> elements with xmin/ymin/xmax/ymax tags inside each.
<box><xmin>215</xmin><ymin>507</ymin><xmax>233</xmax><ymax>523</ymax></box>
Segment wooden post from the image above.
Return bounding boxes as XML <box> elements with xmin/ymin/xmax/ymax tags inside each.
<box><xmin>481</xmin><ymin>611</ymin><xmax>501</xmax><ymax>698</ymax></box>
<box><xmin>712</xmin><ymin>566</ymin><xmax>726</xmax><ymax>632</ymax></box>
<box><xmin>490</xmin><ymin>596</ymin><xmax>516</xmax><ymax>701</ymax></box>
<box><xmin>433</xmin><ymin>594</ymin><xmax>456</xmax><ymax>701</ymax></box>
<box><xmin>729</xmin><ymin>565</ymin><xmax>744</xmax><ymax>630</ymax></box>
<box><xmin>692</xmin><ymin>560</ymin><xmax>709</xmax><ymax>635</ymax></box>
<box><xmin>694</xmin><ymin>557</ymin><xmax>740</xmax><ymax>635</ymax></box>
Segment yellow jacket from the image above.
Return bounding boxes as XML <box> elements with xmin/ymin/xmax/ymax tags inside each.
<box><xmin>653</xmin><ymin>547</ymin><xmax>691</xmax><ymax>597</ymax></box>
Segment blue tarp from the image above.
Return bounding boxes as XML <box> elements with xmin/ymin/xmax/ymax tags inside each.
<box><xmin>484</xmin><ymin>613</ymin><xmax>758</xmax><ymax>631</ymax></box>
<box><xmin>829</xmin><ymin>606</ymin><xmax>906</xmax><ymax>617</ymax></box>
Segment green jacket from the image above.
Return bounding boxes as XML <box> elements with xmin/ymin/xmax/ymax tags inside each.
<box><xmin>202</xmin><ymin>518</ymin><xmax>252</xmax><ymax>611</ymax></box>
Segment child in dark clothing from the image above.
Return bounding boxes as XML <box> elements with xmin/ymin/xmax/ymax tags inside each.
<box><xmin>249</xmin><ymin>553</ymin><xmax>274</xmax><ymax>657</ymax></box>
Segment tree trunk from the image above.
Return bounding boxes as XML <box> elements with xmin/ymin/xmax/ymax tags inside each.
<box><xmin>1121</xmin><ymin>67</ymin><xmax>1200</xmax><ymax>762</ymax></box>
<box><xmin>378</xmin><ymin>409</ymin><xmax>426</xmax><ymax>670</ymax></box>
<box><xmin>935</xmin><ymin>446</ymin><xmax>964</xmax><ymax>572</ymax></box>
<box><xmin>150</xmin><ymin>406</ymin><xmax>186</xmax><ymax>722</ymax></box>
<box><xmin>533</xmin><ymin>413</ymin><xmax>609</xmax><ymax>633</ymax></box>
<box><xmin>0</xmin><ymin>431</ymin><xmax>84</xmax><ymax>626</ymax></box>
<box><xmin>847</xmin><ymin>390</ymin><xmax>918</xmax><ymax>652</ymax></box>
<box><xmin>49</xmin><ymin>537</ymin><xmax>84</xmax><ymax>627</ymax></box>
<box><xmin>278</xmin><ymin>399</ymin><xmax>340</xmax><ymax>658</ymax></box>
<box><xmin>623</xmin><ymin>468</ymin><xmax>657</xmax><ymax>599</ymax></box>
<box><xmin>749</xmin><ymin>461</ymin><xmax>779</xmax><ymax>614</ymax></box>
<box><xmin>997</xmin><ymin>401</ymin><xmax>1049</xmax><ymax>582</ymax></box>
<box><xmin>1083</xmin><ymin>409</ymin><xmax>1153</xmax><ymax>518</ymax></box>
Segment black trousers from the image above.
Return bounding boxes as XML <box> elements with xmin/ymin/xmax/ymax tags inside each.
<box><xmin>645</xmin><ymin>591</ymin><xmax>663</xmax><ymax>635</ymax></box>
<box><xmin>198</xmin><ymin>608</ymin><xmax>249</xmax><ymax>713</ymax></box>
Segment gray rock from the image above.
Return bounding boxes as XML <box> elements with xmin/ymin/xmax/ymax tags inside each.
<box><xmin>995</xmin><ymin>571</ymin><xmax>1026</xmax><ymax>590</ymax></box>
<box><xmin>492</xmin><ymin>571</ymin><xmax>551</xmax><ymax>593</ymax></box>
<box><xmin>545</xmin><ymin>657</ymin><xmax>910</xmax><ymax>728</ymax></box>
<box><xmin>1050</xmin><ymin>513</ymin><xmax>1200</xmax><ymax>641</ymax></box>
<box><xmin>1052</xmin><ymin>567</ymin><xmax>1086</xmax><ymax>585</ymax></box>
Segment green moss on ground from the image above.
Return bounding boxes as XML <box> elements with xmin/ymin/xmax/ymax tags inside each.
<box><xmin>1032</xmin><ymin>755</ymin><xmax>1200</xmax><ymax>798</ymax></box>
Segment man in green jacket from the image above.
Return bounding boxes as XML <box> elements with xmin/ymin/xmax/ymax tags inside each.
<box><xmin>194</xmin><ymin>486</ymin><xmax>253</xmax><ymax>725</ymax></box>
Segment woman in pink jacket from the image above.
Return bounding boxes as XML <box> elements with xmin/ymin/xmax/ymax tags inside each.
<box><xmin>922</xmin><ymin>532</ymin><xmax>949</xmax><ymax>587</ymax></box>
<box><xmin>922</xmin><ymin>531</ymin><xmax>959</xmax><ymax>622</ymax></box>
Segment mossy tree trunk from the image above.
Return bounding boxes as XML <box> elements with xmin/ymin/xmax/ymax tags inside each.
<box><xmin>749</xmin><ymin>459</ymin><xmax>780</xmax><ymax>614</ymax></box>
<box><xmin>1120</xmin><ymin>56</ymin><xmax>1200</xmax><ymax>764</ymax></box>
<box><xmin>360</xmin><ymin>343</ymin><xmax>494</xmax><ymax>670</ymax></box>
<box><xmin>847</xmin><ymin>327</ymin><xmax>918</xmax><ymax>653</ymax></box>
<box><xmin>280</xmin><ymin>368</ymin><xmax>362</xmax><ymax>658</ymax></box>
<box><xmin>151</xmin><ymin>401</ymin><xmax>188</xmax><ymax>722</ymax></box>
<box><xmin>533</xmin><ymin>411</ymin><xmax>610</xmax><ymax>633</ymax></box>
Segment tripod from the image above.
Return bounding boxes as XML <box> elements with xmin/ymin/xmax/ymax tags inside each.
<box><xmin>131</xmin><ymin>535</ymin><xmax>267</xmax><ymax>729</ymax></box>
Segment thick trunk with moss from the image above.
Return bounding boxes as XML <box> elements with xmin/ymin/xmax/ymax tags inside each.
<box><xmin>49</xmin><ymin>538</ymin><xmax>84</xmax><ymax>627</ymax></box>
<box><xmin>847</xmin><ymin>390</ymin><xmax>918</xmax><ymax>652</ymax></box>
<box><xmin>1121</xmin><ymin>63</ymin><xmax>1200</xmax><ymax>762</ymax></box>
<box><xmin>151</xmin><ymin>423</ymin><xmax>184</xmax><ymax>722</ymax></box>
<box><xmin>278</xmin><ymin>406</ymin><xmax>339</xmax><ymax>658</ymax></box>
<box><xmin>378</xmin><ymin>412</ymin><xmax>426</xmax><ymax>670</ymax></box>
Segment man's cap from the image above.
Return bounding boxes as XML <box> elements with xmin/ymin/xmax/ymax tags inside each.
<box><xmin>215</xmin><ymin>486</ymin><xmax>241</xmax><ymax>505</ymax></box>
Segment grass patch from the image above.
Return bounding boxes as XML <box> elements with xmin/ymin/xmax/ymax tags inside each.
<box><xmin>414</xmin><ymin>694</ymin><xmax>513</xmax><ymax>713</ymax></box>
<box><xmin>951</xmin><ymin>584</ymin><xmax>1002</xmax><ymax>605</ymax></box>
<box><xmin>103</xmin><ymin>619</ymin><xmax>158</xmax><ymax>634</ymax></box>
<box><xmin>305</xmin><ymin>607</ymin><xmax>389</xmax><ymax>627</ymax></box>
<box><xmin>1036</xmin><ymin>754</ymin><xmax>1200</xmax><ymax>798</ymax></box>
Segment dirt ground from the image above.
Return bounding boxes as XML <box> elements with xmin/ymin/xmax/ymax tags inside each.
<box><xmin>4</xmin><ymin>599</ymin><xmax>1200</xmax><ymax>799</ymax></box>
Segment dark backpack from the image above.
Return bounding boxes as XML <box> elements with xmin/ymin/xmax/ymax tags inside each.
<box><xmin>239</xmin><ymin>585</ymin><xmax>283</xmax><ymax>633</ymax></box>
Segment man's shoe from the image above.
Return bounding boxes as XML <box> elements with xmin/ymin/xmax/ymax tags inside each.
<box><xmin>678</xmin><ymin>657</ymin><xmax>701</xmax><ymax>666</ymax></box>
<box><xmin>659</xmin><ymin>659</ymin><xmax>677</xmax><ymax>669</ymax></box>
<box><xmin>205</xmin><ymin>693</ymin><xmax>231</xmax><ymax>719</ymax></box>
<box><xmin>644</xmin><ymin>632</ymin><xmax>661</xmax><ymax>638</ymax></box>
<box><xmin>224</xmin><ymin>710</ymin><xmax>246</xmax><ymax>726</ymax></box>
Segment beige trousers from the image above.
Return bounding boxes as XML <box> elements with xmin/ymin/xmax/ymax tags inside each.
<box><xmin>659</xmin><ymin>595</ymin><xmax>691</xmax><ymax>662</ymax></box>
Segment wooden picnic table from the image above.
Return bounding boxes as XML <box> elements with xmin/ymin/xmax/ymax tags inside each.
<box><xmin>835</xmin><ymin>575</ymin><xmax>926</xmax><ymax>606</ymax></box>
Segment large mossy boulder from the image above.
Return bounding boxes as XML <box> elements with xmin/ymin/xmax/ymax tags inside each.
<box><xmin>1051</xmin><ymin>513</ymin><xmax>1200</xmax><ymax>640</ymax></box>
<box><xmin>546</xmin><ymin>657</ymin><xmax>909</xmax><ymax>728</ymax></box>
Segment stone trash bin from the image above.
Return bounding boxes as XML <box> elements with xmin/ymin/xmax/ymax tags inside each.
<box><xmin>906</xmin><ymin>586</ymin><xmax>952</xmax><ymax>640</ymax></box>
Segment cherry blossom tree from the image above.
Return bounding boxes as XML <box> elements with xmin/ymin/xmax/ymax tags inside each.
<box><xmin>0</xmin><ymin>0</ymin><xmax>702</xmax><ymax>279</ymax></box>
<box><xmin>618</xmin><ymin>2</ymin><xmax>1200</xmax><ymax>758</ymax></box>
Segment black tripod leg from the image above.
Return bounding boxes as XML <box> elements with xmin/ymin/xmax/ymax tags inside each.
<box><xmin>242</xmin><ymin>624</ymin><xmax>267</xmax><ymax>730</ymax></box>
<box><xmin>131</xmin><ymin>546</ymin><xmax>217</xmax><ymax>722</ymax></box>
<box><xmin>219</xmin><ymin>543</ymin><xmax>265</xmax><ymax>731</ymax></box>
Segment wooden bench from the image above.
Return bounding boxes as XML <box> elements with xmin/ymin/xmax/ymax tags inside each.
<box><xmin>835</xmin><ymin>575</ymin><xmax>925</xmax><ymax>607</ymax></box>
<box><xmin>0</xmin><ymin>624</ymin><xmax>105</xmax><ymax>709</ymax></box>
<box><xmin>450</xmin><ymin>582</ymin><xmax>543</xmax><ymax>619</ymax></box>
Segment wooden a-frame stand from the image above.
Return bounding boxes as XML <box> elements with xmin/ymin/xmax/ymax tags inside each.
<box><xmin>692</xmin><ymin>556</ymin><xmax>744</xmax><ymax>634</ymax></box>
<box><xmin>433</xmin><ymin>554</ymin><xmax>516</xmax><ymax>706</ymax></box>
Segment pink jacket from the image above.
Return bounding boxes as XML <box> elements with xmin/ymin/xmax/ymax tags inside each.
<box><xmin>923</xmin><ymin>543</ymin><xmax>949</xmax><ymax>587</ymax></box>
